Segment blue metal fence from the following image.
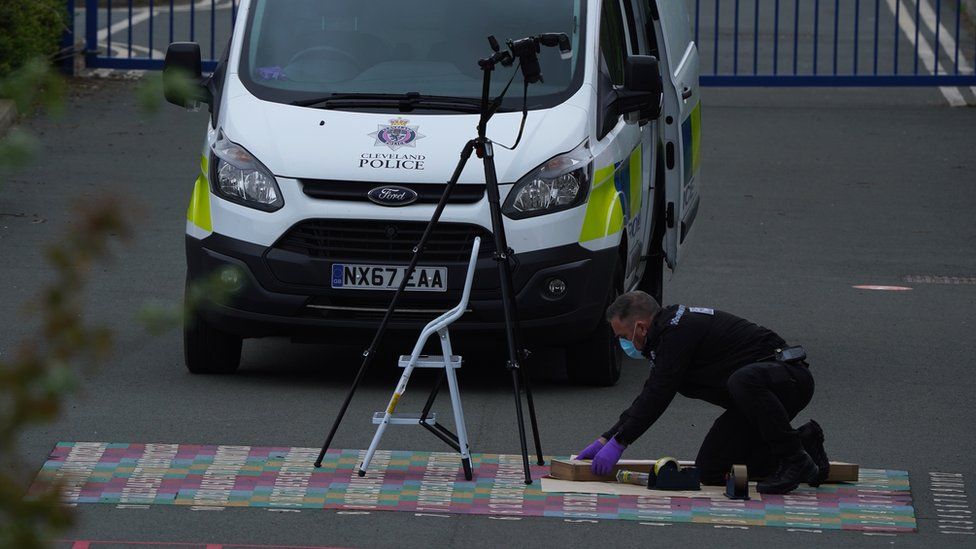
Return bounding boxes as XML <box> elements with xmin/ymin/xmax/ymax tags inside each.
<box><xmin>67</xmin><ymin>0</ymin><xmax>976</xmax><ymax>86</ymax></box>
<box><xmin>695</xmin><ymin>0</ymin><xmax>976</xmax><ymax>85</ymax></box>
<box><xmin>72</xmin><ymin>0</ymin><xmax>238</xmax><ymax>72</ymax></box>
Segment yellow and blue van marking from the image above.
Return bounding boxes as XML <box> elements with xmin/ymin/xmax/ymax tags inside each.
<box><xmin>187</xmin><ymin>155</ymin><xmax>212</xmax><ymax>232</ymax></box>
<box><xmin>681</xmin><ymin>102</ymin><xmax>702</xmax><ymax>186</ymax></box>
<box><xmin>580</xmin><ymin>147</ymin><xmax>642</xmax><ymax>244</ymax></box>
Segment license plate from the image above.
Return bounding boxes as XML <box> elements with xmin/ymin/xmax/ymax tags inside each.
<box><xmin>331</xmin><ymin>264</ymin><xmax>447</xmax><ymax>292</ymax></box>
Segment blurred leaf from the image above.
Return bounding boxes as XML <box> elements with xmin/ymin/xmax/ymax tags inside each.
<box><xmin>136</xmin><ymin>72</ymin><xmax>165</xmax><ymax>115</ymax></box>
<box><xmin>138</xmin><ymin>299</ymin><xmax>181</xmax><ymax>335</ymax></box>
<box><xmin>0</xmin><ymin>57</ymin><xmax>64</xmax><ymax>116</ymax></box>
<box><xmin>0</xmin><ymin>127</ymin><xmax>40</xmax><ymax>171</ymax></box>
<box><xmin>137</xmin><ymin>68</ymin><xmax>203</xmax><ymax>115</ymax></box>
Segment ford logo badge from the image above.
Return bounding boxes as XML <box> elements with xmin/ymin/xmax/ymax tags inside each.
<box><xmin>367</xmin><ymin>185</ymin><xmax>418</xmax><ymax>207</ymax></box>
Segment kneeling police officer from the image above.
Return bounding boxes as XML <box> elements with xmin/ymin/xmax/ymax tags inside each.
<box><xmin>577</xmin><ymin>291</ymin><xmax>829</xmax><ymax>494</ymax></box>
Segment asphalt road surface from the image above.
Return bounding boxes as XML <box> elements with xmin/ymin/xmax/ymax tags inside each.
<box><xmin>2</xmin><ymin>77</ymin><xmax>975</xmax><ymax>548</ymax></box>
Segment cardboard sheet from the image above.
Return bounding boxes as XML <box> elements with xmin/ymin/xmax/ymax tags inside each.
<box><xmin>540</xmin><ymin>476</ymin><xmax>762</xmax><ymax>501</ymax></box>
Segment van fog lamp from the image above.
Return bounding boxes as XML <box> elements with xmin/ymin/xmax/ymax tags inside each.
<box><xmin>546</xmin><ymin>278</ymin><xmax>567</xmax><ymax>298</ymax></box>
<box><xmin>218</xmin><ymin>265</ymin><xmax>244</xmax><ymax>292</ymax></box>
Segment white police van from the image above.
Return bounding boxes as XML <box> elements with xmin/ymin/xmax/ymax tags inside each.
<box><xmin>164</xmin><ymin>0</ymin><xmax>701</xmax><ymax>385</ymax></box>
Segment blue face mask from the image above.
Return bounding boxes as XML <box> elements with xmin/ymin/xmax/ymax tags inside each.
<box><xmin>619</xmin><ymin>324</ymin><xmax>645</xmax><ymax>359</ymax></box>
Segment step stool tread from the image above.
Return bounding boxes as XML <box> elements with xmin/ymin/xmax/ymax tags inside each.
<box><xmin>398</xmin><ymin>355</ymin><xmax>463</xmax><ymax>368</ymax></box>
<box><xmin>372</xmin><ymin>412</ymin><xmax>438</xmax><ymax>425</ymax></box>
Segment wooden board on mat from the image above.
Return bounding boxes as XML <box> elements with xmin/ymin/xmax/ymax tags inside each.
<box><xmin>551</xmin><ymin>458</ymin><xmax>860</xmax><ymax>483</ymax></box>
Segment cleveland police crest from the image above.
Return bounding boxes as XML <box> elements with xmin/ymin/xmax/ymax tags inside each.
<box><xmin>369</xmin><ymin>118</ymin><xmax>426</xmax><ymax>151</ymax></box>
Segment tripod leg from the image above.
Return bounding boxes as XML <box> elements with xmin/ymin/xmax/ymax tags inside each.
<box><xmin>519</xmin><ymin>368</ymin><xmax>545</xmax><ymax>465</ymax></box>
<box><xmin>508</xmin><ymin>368</ymin><xmax>532</xmax><ymax>484</ymax></box>
<box><xmin>478</xmin><ymin>138</ymin><xmax>535</xmax><ymax>484</ymax></box>
<box><xmin>313</xmin><ymin>141</ymin><xmax>476</xmax><ymax>468</ymax></box>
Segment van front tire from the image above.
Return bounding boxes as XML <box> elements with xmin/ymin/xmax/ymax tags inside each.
<box><xmin>565</xmin><ymin>262</ymin><xmax>623</xmax><ymax>386</ymax></box>
<box><xmin>183</xmin><ymin>286</ymin><xmax>243</xmax><ymax>375</ymax></box>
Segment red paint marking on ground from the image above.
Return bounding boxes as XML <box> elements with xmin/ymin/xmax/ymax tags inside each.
<box><xmin>58</xmin><ymin>542</ymin><xmax>347</xmax><ymax>549</ymax></box>
<box><xmin>852</xmin><ymin>285</ymin><xmax>914</xmax><ymax>291</ymax></box>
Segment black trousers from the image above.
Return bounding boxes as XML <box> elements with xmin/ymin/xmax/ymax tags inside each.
<box><xmin>696</xmin><ymin>361</ymin><xmax>815</xmax><ymax>485</ymax></box>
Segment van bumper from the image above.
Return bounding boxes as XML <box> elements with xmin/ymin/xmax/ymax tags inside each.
<box><xmin>186</xmin><ymin>233</ymin><xmax>617</xmax><ymax>346</ymax></box>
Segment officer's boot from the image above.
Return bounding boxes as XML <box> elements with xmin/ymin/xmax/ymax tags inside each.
<box><xmin>799</xmin><ymin>419</ymin><xmax>830</xmax><ymax>487</ymax></box>
<box><xmin>756</xmin><ymin>450</ymin><xmax>819</xmax><ymax>494</ymax></box>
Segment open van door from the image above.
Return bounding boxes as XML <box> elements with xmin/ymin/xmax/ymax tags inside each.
<box><xmin>651</xmin><ymin>1</ymin><xmax>701</xmax><ymax>268</ymax></box>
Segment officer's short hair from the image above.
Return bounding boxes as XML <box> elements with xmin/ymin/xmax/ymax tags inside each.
<box><xmin>606</xmin><ymin>291</ymin><xmax>661</xmax><ymax>323</ymax></box>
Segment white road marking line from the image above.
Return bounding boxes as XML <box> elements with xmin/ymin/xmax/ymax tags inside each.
<box><xmin>852</xmin><ymin>285</ymin><xmax>913</xmax><ymax>291</ymax></box>
<box><xmin>190</xmin><ymin>505</ymin><xmax>225</xmax><ymax>511</ymax></box>
<box><xmin>336</xmin><ymin>511</ymin><xmax>371</xmax><ymax>515</ymax></box>
<box><xmin>93</xmin><ymin>1</ymin><xmax>237</xmax><ymax>45</ymax></box>
<box><xmin>115</xmin><ymin>504</ymin><xmax>150</xmax><ymax>509</ymax></box>
<box><xmin>414</xmin><ymin>513</ymin><xmax>451</xmax><ymax>518</ymax></box>
<box><xmin>885</xmin><ymin>0</ymin><xmax>966</xmax><ymax>106</ymax></box>
<box><xmin>929</xmin><ymin>472</ymin><xmax>974</xmax><ymax>535</ymax></box>
<box><xmin>267</xmin><ymin>508</ymin><xmax>301</xmax><ymax>513</ymax></box>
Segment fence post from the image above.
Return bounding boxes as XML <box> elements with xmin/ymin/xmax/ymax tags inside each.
<box><xmin>60</xmin><ymin>0</ymin><xmax>76</xmax><ymax>75</ymax></box>
<box><xmin>85</xmin><ymin>0</ymin><xmax>97</xmax><ymax>69</ymax></box>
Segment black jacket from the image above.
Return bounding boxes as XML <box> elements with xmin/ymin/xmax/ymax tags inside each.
<box><xmin>602</xmin><ymin>305</ymin><xmax>787</xmax><ymax>445</ymax></box>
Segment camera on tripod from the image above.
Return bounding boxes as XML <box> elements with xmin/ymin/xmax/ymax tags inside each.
<box><xmin>484</xmin><ymin>33</ymin><xmax>572</xmax><ymax>84</ymax></box>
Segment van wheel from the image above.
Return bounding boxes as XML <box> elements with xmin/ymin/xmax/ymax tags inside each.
<box><xmin>183</xmin><ymin>283</ymin><xmax>242</xmax><ymax>374</ymax></box>
<box><xmin>638</xmin><ymin>250</ymin><xmax>664</xmax><ymax>305</ymax></box>
<box><xmin>566</xmin><ymin>262</ymin><xmax>623</xmax><ymax>386</ymax></box>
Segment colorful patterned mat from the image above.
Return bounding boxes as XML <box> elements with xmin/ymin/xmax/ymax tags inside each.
<box><xmin>30</xmin><ymin>443</ymin><xmax>916</xmax><ymax>533</ymax></box>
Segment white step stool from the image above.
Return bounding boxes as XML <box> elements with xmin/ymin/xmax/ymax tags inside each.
<box><xmin>358</xmin><ymin>238</ymin><xmax>480</xmax><ymax>480</ymax></box>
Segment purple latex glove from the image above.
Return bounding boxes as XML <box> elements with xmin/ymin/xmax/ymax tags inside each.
<box><xmin>591</xmin><ymin>437</ymin><xmax>626</xmax><ymax>476</ymax></box>
<box><xmin>576</xmin><ymin>438</ymin><xmax>605</xmax><ymax>460</ymax></box>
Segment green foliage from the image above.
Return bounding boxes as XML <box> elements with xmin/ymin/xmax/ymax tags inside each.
<box><xmin>0</xmin><ymin>58</ymin><xmax>65</xmax><ymax>176</ymax></box>
<box><xmin>0</xmin><ymin>0</ymin><xmax>67</xmax><ymax>77</ymax></box>
<box><xmin>0</xmin><ymin>47</ymin><xmax>232</xmax><ymax>547</ymax></box>
<box><xmin>137</xmin><ymin>68</ymin><xmax>203</xmax><ymax>115</ymax></box>
<box><xmin>0</xmin><ymin>198</ymin><xmax>133</xmax><ymax>548</ymax></box>
<box><xmin>0</xmin><ymin>58</ymin><xmax>65</xmax><ymax>115</ymax></box>
<box><xmin>0</xmin><ymin>127</ymin><xmax>40</xmax><ymax>171</ymax></box>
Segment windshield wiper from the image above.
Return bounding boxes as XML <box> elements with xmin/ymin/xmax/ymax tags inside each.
<box><xmin>292</xmin><ymin>92</ymin><xmax>482</xmax><ymax>113</ymax></box>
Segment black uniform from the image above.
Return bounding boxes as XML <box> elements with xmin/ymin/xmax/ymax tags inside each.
<box><xmin>601</xmin><ymin>305</ymin><xmax>815</xmax><ymax>485</ymax></box>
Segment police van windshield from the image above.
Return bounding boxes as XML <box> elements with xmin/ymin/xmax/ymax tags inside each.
<box><xmin>239</xmin><ymin>0</ymin><xmax>586</xmax><ymax>111</ymax></box>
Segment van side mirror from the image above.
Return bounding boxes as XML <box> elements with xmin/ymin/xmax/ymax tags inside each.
<box><xmin>163</xmin><ymin>42</ymin><xmax>210</xmax><ymax>108</ymax></box>
<box><xmin>615</xmin><ymin>55</ymin><xmax>663</xmax><ymax>121</ymax></box>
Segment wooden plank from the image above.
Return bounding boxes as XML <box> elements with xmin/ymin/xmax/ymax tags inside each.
<box><xmin>550</xmin><ymin>459</ymin><xmax>860</xmax><ymax>483</ymax></box>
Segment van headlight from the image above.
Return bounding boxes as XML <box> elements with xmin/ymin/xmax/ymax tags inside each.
<box><xmin>209</xmin><ymin>134</ymin><xmax>283</xmax><ymax>212</ymax></box>
<box><xmin>502</xmin><ymin>141</ymin><xmax>592</xmax><ymax>219</ymax></box>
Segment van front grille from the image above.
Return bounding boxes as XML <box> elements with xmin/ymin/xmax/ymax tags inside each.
<box><xmin>273</xmin><ymin>219</ymin><xmax>494</xmax><ymax>263</ymax></box>
<box><xmin>301</xmin><ymin>180</ymin><xmax>485</xmax><ymax>204</ymax></box>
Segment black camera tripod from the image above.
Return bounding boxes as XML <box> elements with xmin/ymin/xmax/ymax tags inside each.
<box><xmin>313</xmin><ymin>34</ymin><xmax>571</xmax><ymax>485</ymax></box>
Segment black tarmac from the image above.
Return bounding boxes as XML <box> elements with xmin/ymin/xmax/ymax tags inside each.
<box><xmin>2</xmin><ymin>78</ymin><xmax>975</xmax><ymax>548</ymax></box>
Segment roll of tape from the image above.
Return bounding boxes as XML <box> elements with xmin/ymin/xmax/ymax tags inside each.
<box><xmin>731</xmin><ymin>464</ymin><xmax>748</xmax><ymax>493</ymax></box>
<box><xmin>654</xmin><ymin>457</ymin><xmax>679</xmax><ymax>475</ymax></box>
